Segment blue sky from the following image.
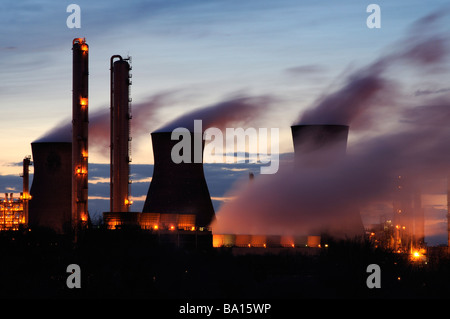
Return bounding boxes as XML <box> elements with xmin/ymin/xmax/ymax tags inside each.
<box><xmin>0</xmin><ymin>0</ymin><xmax>449</xmax><ymax>244</ymax></box>
<box><xmin>2</xmin><ymin>0</ymin><xmax>448</xmax><ymax>169</ymax></box>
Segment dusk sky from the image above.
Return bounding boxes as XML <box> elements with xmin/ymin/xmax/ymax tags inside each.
<box><xmin>1</xmin><ymin>1</ymin><xmax>449</xmax><ymax>244</ymax></box>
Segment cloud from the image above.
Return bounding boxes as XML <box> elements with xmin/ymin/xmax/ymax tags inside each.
<box><xmin>415</xmin><ymin>87</ymin><xmax>450</xmax><ymax>96</ymax></box>
<box><xmin>284</xmin><ymin>64</ymin><xmax>326</xmax><ymax>76</ymax></box>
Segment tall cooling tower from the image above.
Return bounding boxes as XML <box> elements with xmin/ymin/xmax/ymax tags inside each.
<box><xmin>291</xmin><ymin>124</ymin><xmax>349</xmax><ymax>167</ymax></box>
<box><xmin>142</xmin><ymin>132</ymin><xmax>215</xmax><ymax>228</ymax></box>
<box><xmin>291</xmin><ymin>124</ymin><xmax>364</xmax><ymax>238</ymax></box>
<box><xmin>29</xmin><ymin>142</ymin><xmax>72</xmax><ymax>233</ymax></box>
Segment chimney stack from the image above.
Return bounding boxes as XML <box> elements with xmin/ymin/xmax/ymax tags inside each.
<box><xmin>22</xmin><ymin>155</ymin><xmax>31</xmax><ymax>227</ymax></box>
<box><xmin>110</xmin><ymin>55</ymin><xmax>132</xmax><ymax>213</ymax></box>
<box><xmin>72</xmin><ymin>38</ymin><xmax>89</xmax><ymax>234</ymax></box>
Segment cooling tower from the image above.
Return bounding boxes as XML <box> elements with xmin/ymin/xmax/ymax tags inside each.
<box><xmin>291</xmin><ymin>124</ymin><xmax>364</xmax><ymax>239</ymax></box>
<box><xmin>110</xmin><ymin>55</ymin><xmax>132</xmax><ymax>212</ymax></box>
<box><xmin>142</xmin><ymin>132</ymin><xmax>215</xmax><ymax>228</ymax></box>
<box><xmin>29</xmin><ymin>142</ymin><xmax>72</xmax><ymax>233</ymax></box>
<box><xmin>291</xmin><ymin>124</ymin><xmax>349</xmax><ymax>167</ymax></box>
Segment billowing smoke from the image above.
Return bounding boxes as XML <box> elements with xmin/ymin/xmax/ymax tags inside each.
<box><xmin>33</xmin><ymin>92</ymin><xmax>175</xmax><ymax>157</ymax></box>
<box><xmin>297</xmin><ymin>10</ymin><xmax>449</xmax><ymax>130</ymax></box>
<box><xmin>155</xmin><ymin>94</ymin><xmax>275</xmax><ymax>132</ymax></box>
<box><xmin>213</xmin><ymin>11</ymin><xmax>450</xmax><ymax>240</ymax></box>
<box><xmin>35</xmin><ymin>91</ymin><xmax>275</xmax><ymax>159</ymax></box>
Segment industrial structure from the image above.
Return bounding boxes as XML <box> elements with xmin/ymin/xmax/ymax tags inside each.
<box><xmin>72</xmin><ymin>38</ymin><xmax>89</xmax><ymax>234</ymax></box>
<box><xmin>141</xmin><ymin>131</ymin><xmax>215</xmax><ymax>230</ymax></box>
<box><xmin>290</xmin><ymin>124</ymin><xmax>364</xmax><ymax>239</ymax></box>
<box><xmin>2</xmin><ymin>35</ymin><xmax>446</xmax><ymax>259</ymax></box>
<box><xmin>110</xmin><ymin>55</ymin><xmax>132</xmax><ymax>213</ymax></box>
<box><xmin>21</xmin><ymin>155</ymin><xmax>31</xmax><ymax>227</ymax></box>
<box><xmin>99</xmin><ymin>131</ymin><xmax>216</xmax><ymax>246</ymax></box>
<box><xmin>29</xmin><ymin>142</ymin><xmax>72</xmax><ymax>233</ymax></box>
<box><xmin>290</xmin><ymin>124</ymin><xmax>349</xmax><ymax>167</ymax></box>
<box><xmin>0</xmin><ymin>193</ymin><xmax>26</xmax><ymax>231</ymax></box>
<box><xmin>391</xmin><ymin>175</ymin><xmax>425</xmax><ymax>253</ymax></box>
<box><xmin>448</xmin><ymin>175</ymin><xmax>450</xmax><ymax>249</ymax></box>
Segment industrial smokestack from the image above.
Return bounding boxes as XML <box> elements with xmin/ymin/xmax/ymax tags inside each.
<box><xmin>110</xmin><ymin>55</ymin><xmax>132</xmax><ymax>213</ymax></box>
<box><xmin>448</xmin><ymin>175</ymin><xmax>450</xmax><ymax>249</ymax></box>
<box><xmin>29</xmin><ymin>142</ymin><xmax>72</xmax><ymax>233</ymax></box>
<box><xmin>22</xmin><ymin>155</ymin><xmax>31</xmax><ymax>227</ymax></box>
<box><xmin>290</xmin><ymin>124</ymin><xmax>349</xmax><ymax>167</ymax></box>
<box><xmin>72</xmin><ymin>38</ymin><xmax>89</xmax><ymax>233</ymax></box>
<box><xmin>142</xmin><ymin>132</ymin><xmax>215</xmax><ymax>229</ymax></box>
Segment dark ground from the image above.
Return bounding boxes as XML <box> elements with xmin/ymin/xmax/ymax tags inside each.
<box><xmin>0</xmin><ymin>227</ymin><xmax>449</xmax><ymax>301</ymax></box>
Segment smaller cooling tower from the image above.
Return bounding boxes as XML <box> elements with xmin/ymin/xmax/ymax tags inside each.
<box><xmin>29</xmin><ymin>142</ymin><xmax>72</xmax><ymax>233</ymax></box>
<box><xmin>291</xmin><ymin>124</ymin><xmax>364</xmax><ymax>239</ymax></box>
<box><xmin>291</xmin><ymin>124</ymin><xmax>349</xmax><ymax>167</ymax></box>
<box><xmin>142</xmin><ymin>132</ymin><xmax>215</xmax><ymax>228</ymax></box>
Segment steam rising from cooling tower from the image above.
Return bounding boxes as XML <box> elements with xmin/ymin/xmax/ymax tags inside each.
<box><xmin>213</xmin><ymin>11</ymin><xmax>450</xmax><ymax>240</ymax></box>
<box><xmin>142</xmin><ymin>95</ymin><xmax>274</xmax><ymax>229</ymax></box>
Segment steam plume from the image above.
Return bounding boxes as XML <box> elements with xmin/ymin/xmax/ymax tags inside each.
<box><xmin>155</xmin><ymin>94</ymin><xmax>275</xmax><ymax>132</ymax></box>
<box><xmin>213</xmin><ymin>10</ymin><xmax>450</xmax><ymax>239</ymax></box>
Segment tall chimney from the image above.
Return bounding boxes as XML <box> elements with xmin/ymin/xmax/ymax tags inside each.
<box><xmin>29</xmin><ymin>142</ymin><xmax>72</xmax><ymax>233</ymax></box>
<box><xmin>110</xmin><ymin>55</ymin><xmax>132</xmax><ymax>213</ymax></box>
<box><xmin>447</xmin><ymin>175</ymin><xmax>450</xmax><ymax>249</ymax></box>
<box><xmin>22</xmin><ymin>155</ymin><xmax>31</xmax><ymax>227</ymax></box>
<box><xmin>72</xmin><ymin>38</ymin><xmax>89</xmax><ymax>233</ymax></box>
<box><xmin>142</xmin><ymin>132</ymin><xmax>215</xmax><ymax>229</ymax></box>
